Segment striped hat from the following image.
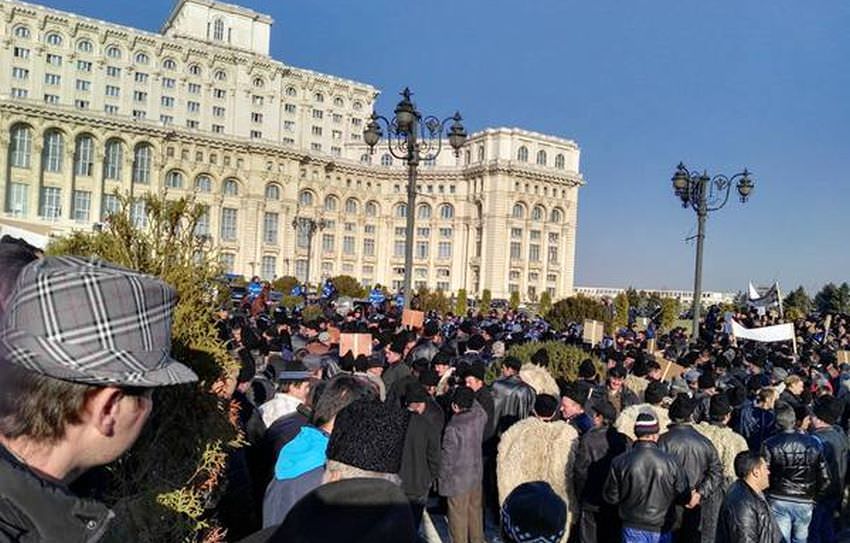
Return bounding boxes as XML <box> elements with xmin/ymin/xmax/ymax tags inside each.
<box><xmin>0</xmin><ymin>256</ymin><xmax>197</xmax><ymax>387</ymax></box>
<box><xmin>634</xmin><ymin>412</ymin><xmax>660</xmax><ymax>437</ymax></box>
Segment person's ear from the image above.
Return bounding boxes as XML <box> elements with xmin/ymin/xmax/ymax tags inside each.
<box><xmin>85</xmin><ymin>387</ymin><xmax>123</xmax><ymax>437</ymax></box>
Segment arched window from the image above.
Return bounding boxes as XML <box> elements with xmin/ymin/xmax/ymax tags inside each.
<box><xmin>223</xmin><ymin>179</ymin><xmax>239</xmax><ymax>196</ymax></box>
<box><xmin>360</xmin><ymin>153</ymin><xmax>371</xmax><ymax>165</ymax></box>
<box><xmin>195</xmin><ymin>174</ymin><xmax>212</xmax><ymax>193</ymax></box>
<box><xmin>77</xmin><ymin>39</ymin><xmax>93</xmax><ymax>53</ymax></box>
<box><xmin>134</xmin><ymin>52</ymin><xmax>149</xmax><ymax>65</ymax></box>
<box><xmin>417</xmin><ymin>204</ymin><xmax>432</xmax><ymax>220</ymax></box>
<box><xmin>353</xmin><ymin>101</ymin><xmax>363</xmax><ymax>111</ymax></box>
<box><xmin>439</xmin><ymin>203</ymin><xmax>454</xmax><ymax>220</ymax></box>
<box><xmin>381</xmin><ymin>153</ymin><xmax>393</xmax><ymax>167</ymax></box>
<box><xmin>132</xmin><ymin>143</ymin><xmax>152</xmax><ymax>184</ymax></box>
<box><xmin>163</xmin><ymin>58</ymin><xmax>176</xmax><ymax>70</ymax></box>
<box><xmin>42</xmin><ymin>130</ymin><xmax>64</xmax><ymax>173</ymax></box>
<box><xmin>555</xmin><ymin>154</ymin><xmax>565</xmax><ymax>169</ymax></box>
<box><xmin>10</xmin><ymin>125</ymin><xmax>33</xmax><ymax>169</ymax></box>
<box><xmin>214</xmin><ymin>70</ymin><xmax>227</xmax><ymax>81</ymax></box>
<box><xmin>314</xmin><ymin>92</ymin><xmax>324</xmax><ymax>103</ymax></box>
<box><xmin>299</xmin><ymin>190</ymin><xmax>314</xmax><ymax>206</ymax></box>
<box><xmin>333</xmin><ymin>97</ymin><xmax>344</xmax><ymax>107</ymax></box>
<box><xmin>106</xmin><ymin>45</ymin><xmax>122</xmax><ymax>59</ymax></box>
<box><xmin>512</xmin><ymin>203</ymin><xmax>525</xmax><ymax>219</ymax></box>
<box><xmin>517</xmin><ymin>146</ymin><xmax>528</xmax><ymax>162</ymax></box>
<box><xmin>286</xmin><ymin>86</ymin><xmax>297</xmax><ymax>97</ymax></box>
<box><xmin>531</xmin><ymin>205</ymin><xmax>545</xmax><ymax>221</ymax></box>
<box><xmin>324</xmin><ymin>195</ymin><xmax>338</xmax><ymax>212</ymax></box>
<box><xmin>45</xmin><ymin>32</ymin><xmax>63</xmax><ymax>46</ymax></box>
<box><xmin>365</xmin><ymin>201</ymin><xmax>379</xmax><ymax>217</ymax></box>
<box><xmin>395</xmin><ymin>203</ymin><xmax>407</xmax><ymax>218</ymax></box>
<box><xmin>213</xmin><ymin>18</ymin><xmax>225</xmax><ymax>41</ymax></box>
<box><xmin>345</xmin><ymin>198</ymin><xmax>358</xmax><ymax>214</ymax></box>
<box><xmin>14</xmin><ymin>26</ymin><xmax>31</xmax><ymax>39</ymax></box>
<box><xmin>165</xmin><ymin>170</ymin><xmax>184</xmax><ymax>189</ymax></box>
<box><xmin>550</xmin><ymin>208</ymin><xmax>563</xmax><ymax>223</ymax></box>
<box><xmin>536</xmin><ymin>150</ymin><xmax>547</xmax><ymax>166</ymax></box>
<box><xmin>188</xmin><ymin>64</ymin><xmax>201</xmax><ymax>76</ymax></box>
<box><xmin>104</xmin><ymin>139</ymin><xmax>123</xmax><ymax>180</ymax></box>
<box><xmin>265</xmin><ymin>184</ymin><xmax>281</xmax><ymax>200</ymax></box>
<box><xmin>74</xmin><ymin>135</ymin><xmax>95</xmax><ymax>177</ymax></box>
<box><xmin>253</xmin><ymin>77</ymin><xmax>265</xmax><ymax>88</ymax></box>
<box><xmin>477</xmin><ymin>146</ymin><xmax>485</xmax><ymax>162</ymax></box>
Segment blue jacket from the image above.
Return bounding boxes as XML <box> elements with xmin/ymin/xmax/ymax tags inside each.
<box><xmin>262</xmin><ymin>426</ymin><xmax>328</xmax><ymax>527</ymax></box>
<box><xmin>369</xmin><ymin>288</ymin><xmax>386</xmax><ymax>306</ymax></box>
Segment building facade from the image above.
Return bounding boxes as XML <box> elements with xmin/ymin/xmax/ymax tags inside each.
<box><xmin>574</xmin><ymin>286</ymin><xmax>736</xmax><ymax>306</ymax></box>
<box><xmin>0</xmin><ymin>0</ymin><xmax>584</xmax><ymax>301</ymax></box>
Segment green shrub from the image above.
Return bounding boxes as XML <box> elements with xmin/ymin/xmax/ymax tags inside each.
<box><xmin>456</xmin><ymin>289</ymin><xmax>468</xmax><ymax>315</ymax></box>
<box><xmin>509</xmin><ymin>291</ymin><xmax>521</xmax><ymax>310</ymax></box>
<box><xmin>546</xmin><ymin>294</ymin><xmax>608</xmax><ymax>332</ymax></box>
<box><xmin>481</xmin><ymin>289</ymin><xmax>492</xmax><ymax>313</ymax></box>
<box><xmin>538</xmin><ymin>290</ymin><xmax>552</xmax><ymax>315</ymax></box>
<box><xmin>271</xmin><ymin>275</ymin><xmax>299</xmax><ymax>294</ymax></box>
<box><xmin>330</xmin><ymin>274</ymin><xmax>366</xmax><ymax>298</ymax></box>
<box><xmin>506</xmin><ymin>341</ymin><xmax>603</xmax><ymax>382</ymax></box>
<box><xmin>613</xmin><ymin>292</ymin><xmax>629</xmax><ymax>330</ymax></box>
<box><xmin>301</xmin><ymin>304</ymin><xmax>324</xmax><ymax>323</ymax></box>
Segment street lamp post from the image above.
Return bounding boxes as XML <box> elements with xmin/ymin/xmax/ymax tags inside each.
<box><xmin>291</xmin><ymin>216</ymin><xmax>327</xmax><ymax>288</ymax></box>
<box><xmin>671</xmin><ymin>162</ymin><xmax>755</xmax><ymax>340</ymax></box>
<box><xmin>363</xmin><ymin>88</ymin><xmax>467</xmax><ymax>310</ymax></box>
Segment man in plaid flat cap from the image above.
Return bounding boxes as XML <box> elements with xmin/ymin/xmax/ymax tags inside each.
<box><xmin>0</xmin><ymin>256</ymin><xmax>197</xmax><ymax>542</ymax></box>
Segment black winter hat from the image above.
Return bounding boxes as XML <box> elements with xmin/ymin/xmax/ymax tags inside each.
<box><xmin>634</xmin><ymin>412</ymin><xmax>660</xmax><ymax>437</ymax></box>
<box><xmin>698</xmin><ymin>372</ymin><xmax>716</xmax><ymax>390</ymax></box>
<box><xmin>608</xmin><ymin>365</ymin><xmax>627</xmax><ymax>379</ymax></box>
<box><xmin>531</xmin><ymin>348</ymin><xmax>550</xmax><ymax>367</ymax></box>
<box><xmin>501</xmin><ymin>482</ymin><xmax>566</xmax><ymax>543</ymax></box>
<box><xmin>327</xmin><ymin>399</ymin><xmax>409</xmax><ymax>474</ymax></box>
<box><xmin>504</xmin><ymin>356</ymin><xmax>523</xmax><ymax>372</ymax></box>
<box><xmin>533</xmin><ymin>394</ymin><xmax>559</xmax><ymax>418</ymax></box>
<box><xmin>558</xmin><ymin>381</ymin><xmax>586</xmax><ymax>406</ymax></box>
<box><xmin>388</xmin><ymin>334</ymin><xmax>408</xmax><ymax>355</ymax></box>
<box><xmin>464</xmin><ymin>363</ymin><xmax>486</xmax><ymax>382</ymax></box>
<box><xmin>452</xmin><ymin>386</ymin><xmax>475</xmax><ymax>409</ymax></box>
<box><xmin>587</xmin><ymin>399</ymin><xmax>617</xmax><ymax>424</ymax></box>
<box><xmin>644</xmin><ymin>381</ymin><xmax>669</xmax><ymax>406</ymax></box>
<box><xmin>467</xmin><ymin>334</ymin><xmax>486</xmax><ymax>352</ymax></box>
<box><xmin>708</xmin><ymin>394</ymin><xmax>732</xmax><ymax>421</ymax></box>
<box><xmin>419</xmin><ymin>369</ymin><xmax>439</xmax><ymax>387</ymax></box>
<box><xmin>668</xmin><ymin>395</ymin><xmax>697</xmax><ymax>422</ymax></box>
<box><xmin>423</xmin><ymin>320</ymin><xmax>440</xmax><ymax>338</ymax></box>
<box><xmin>578</xmin><ymin>359</ymin><xmax>597</xmax><ymax>379</ymax></box>
<box><xmin>404</xmin><ymin>382</ymin><xmax>429</xmax><ymax>405</ymax></box>
<box><xmin>813</xmin><ymin>395</ymin><xmax>842</xmax><ymax>425</ymax></box>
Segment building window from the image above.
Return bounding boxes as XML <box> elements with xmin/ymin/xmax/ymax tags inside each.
<box><xmin>188</xmin><ymin>83</ymin><xmax>201</xmax><ymax>94</ymax></box>
<box><xmin>417</xmin><ymin>204</ymin><xmax>432</xmax><ymax>220</ymax></box>
<box><xmin>511</xmin><ymin>228</ymin><xmax>523</xmax><ymax>240</ymax></box>
<box><xmin>512</xmin><ymin>203</ymin><xmax>525</xmax><ymax>219</ymax></box>
<box><xmin>13</xmin><ymin>47</ymin><xmax>30</xmax><ymax>59</ymax></box>
<box><xmin>12</xmin><ymin>67</ymin><xmax>29</xmax><ymax>80</ymax></box>
<box><xmin>74</xmin><ymin>135</ymin><xmax>94</xmax><ymax>177</ymax></box>
<box><xmin>345</xmin><ymin>198</ymin><xmax>358</xmax><ymax>214</ymax></box>
<box><xmin>363</xmin><ymin>238</ymin><xmax>375</xmax><ymax>256</ymax></box>
<box><xmin>41</xmin><ymin>186</ymin><xmax>62</xmax><ymax>219</ymax></box>
<box><xmin>365</xmin><ymin>201</ymin><xmax>378</xmax><ymax>216</ymax></box>
<box><xmin>253</xmin><ymin>77</ymin><xmax>265</xmax><ymax>88</ymax></box>
<box><xmin>261</xmin><ymin>255</ymin><xmax>276</xmax><ymax>279</ymax></box>
<box><xmin>213</xmin><ymin>18</ymin><xmax>225</xmax><ymax>41</ymax></box>
<box><xmin>162</xmin><ymin>96</ymin><xmax>175</xmax><ymax>108</ymax></box>
<box><xmin>299</xmin><ymin>191</ymin><xmax>314</xmax><ymax>206</ymax></box>
<box><xmin>134</xmin><ymin>72</ymin><xmax>148</xmax><ymax>84</ymax></box>
<box><xmin>530</xmin><ymin>230</ymin><xmax>541</xmax><ymax>241</ymax></box>
<box><xmin>220</xmin><ymin>253</ymin><xmax>236</xmax><ymax>274</ymax></box>
<box><xmin>550</xmin><ymin>208</ymin><xmax>564</xmax><ymax>223</ymax></box>
<box><xmin>555</xmin><ymin>154</ymin><xmax>565</xmax><ymax>169</ymax></box>
<box><xmin>265</xmin><ymin>184</ymin><xmax>281</xmax><ymax>200</ymax></box>
<box><xmin>324</xmin><ymin>195</ymin><xmax>338</xmax><ymax>212</ymax></box>
<box><xmin>510</xmin><ymin>242</ymin><xmax>522</xmax><ymax>260</ymax></box>
<box><xmin>42</xmin><ymin>130</ymin><xmax>64</xmax><ymax>173</ymax></box>
<box><xmin>253</xmin><ymin>112</ymin><xmax>264</xmax><ymax>123</ymax></box>
<box><xmin>263</xmin><ymin>212</ymin><xmax>279</xmax><ymax>244</ymax></box>
<box><xmin>77</xmin><ymin>60</ymin><xmax>92</xmax><ymax>72</ymax></box>
<box><xmin>285</xmin><ymin>104</ymin><xmax>296</xmax><ymax>114</ymax></box>
<box><xmin>132</xmin><ymin>144</ymin><xmax>152</xmax><ymax>184</ymax></box>
<box><xmin>105</xmin><ymin>85</ymin><xmax>120</xmax><ymax>97</ymax></box>
<box><xmin>106</xmin><ymin>45</ymin><xmax>121</xmax><ymax>58</ymax></box>
<box><xmin>100</xmin><ymin>139</ymin><xmax>123</xmax><ymax>181</ymax></box>
<box><xmin>517</xmin><ymin>146</ymin><xmax>528</xmax><ymax>162</ymax></box>
<box><xmin>415</xmin><ymin>241</ymin><xmax>429</xmax><ymax>260</ymax></box>
<box><xmin>46</xmin><ymin>54</ymin><xmax>62</xmax><ymax>66</ymax></box>
<box><xmin>220</xmin><ymin>208</ymin><xmax>238</xmax><ymax>241</ymax></box>
<box><xmin>11</xmin><ymin>89</ymin><xmax>27</xmax><ymax>101</ymax></box>
<box><xmin>45</xmin><ymin>94</ymin><xmax>60</xmax><ymax>104</ymax></box>
<box><xmin>46</xmin><ymin>33</ymin><xmax>63</xmax><ymax>46</ymax></box>
<box><xmin>14</xmin><ymin>26</ymin><xmax>31</xmax><ymax>39</ymax></box>
<box><xmin>321</xmin><ymin>233</ymin><xmax>335</xmax><ymax>253</ymax></box>
<box><xmin>75</xmin><ymin>79</ymin><xmax>91</xmax><ymax>92</ymax></box>
<box><xmin>76</xmin><ymin>100</ymin><xmax>91</xmax><ymax>110</ymax></box>
<box><xmin>529</xmin><ymin>244</ymin><xmax>541</xmax><ymax>262</ymax></box>
<box><xmin>10</xmin><ymin>125</ymin><xmax>32</xmax><ymax>168</ymax></box>
<box><xmin>106</xmin><ymin>66</ymin><xmax>120</xmax><ymax>78</ymax></box>
<box><xmin>531</xmin><ymin>205</ymin><xmax>544</xmax><ymax>221</ymax></box>
<box><xmin>439</xmin><ymin>203</ymin><xmax>454</xmax><ymax>219</ymax></box>
<box><xmin>438</xmin><ymin>241</ymin><xmax>452</xmax><ymax>260</ymax></box>
<box><xmin>72</xmin><ymin>190</ymin><xmax>91</xmax><ymax>222</ymax></box>
<box><xmin>311</xmin><ymin>126</ymin><xmax>322</xmax><ymax>136</ymax></box>
<box><xmin>343</xmin><ymin>236</ymin><xmax>355</xmax><ymax>255</ymax></box>
<box><xmin>393</xmin><ymin>240</ymin><xmax>406</xmax><ymax>258</ymax></box>
<box><xmin>195</xmin><ymin>175</ymin><xmax>212</xmax><ymax>193</ymax></box>
<box><xmin>193</xmin><ymin>206</ymin><xmax>210</xmax><ymax>236</ymax></box>
<box><xmin>187</xmin><ymin>101</ymin><xmax>200</xmax><ymax>113</ymax></box>
<box><xmin>251</xmin><ymin>130</ymin><xmax>263</xmax><ymax>139</ymax></box>
<box><xmin>161</xmin><ymin>170</ymin><xmax>182</xmax><ymax>189</ymax></box>
<box><xmin>223</xmin><ymin>179</ymin><xmax>239</xmax><ymax>196</ymax></box>
<box><xmin>102</xmin><ymin>194</ymin><xmax>120</xmax><ymax>219</ymax></box>
<box><xmin>77</xmin><ymin>39</ymin><xmax>93</xmax><ymax>53</ymax></box>
<box><xmin>215</xmin><ymin>70</ymin><xmax>227</xmax><ymax>82</ymax></box>
<box><xmin>416</xmin><ymin>227</ymin><xmax>430</xmax><ymax>238</ymax></box>
<box><xmin>134</xmin><ymin>52</ymin><xmax>149</xmax><ymax>65</ymax></box>
<box><xmin>395</xmin><ymin>203</ymin><xmax>407</xmax><ymax>218</ymax></box>
<box><xmin>7</xmin><ymin>183</ymin><xmax>28</xmax><ymax>216</ymax></box>
<box><xmin>548</xmin><ymin>245</ymin><xmax>559</xmax><ymax>264</ymax></box>
<box><xmin>45</xmin><ymin>73</ymin><xmax>61</xmax><ymax>86</ymax></box>
<box><xmin>381</xmin><ymin>154</ymin><xmax>393</xmax><ymax>167</ymax></box>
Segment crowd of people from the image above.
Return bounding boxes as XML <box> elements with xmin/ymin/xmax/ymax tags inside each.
<box><xmin>1</xmin><ymin>238</ymin><xmax>849</xmax><ymax>543</ymax></box>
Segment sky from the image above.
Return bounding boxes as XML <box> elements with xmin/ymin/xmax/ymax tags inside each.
<box><xmin>36</xmin><ymin>0</ymin><xmax>850</xmax><ymax>295</ymax></box>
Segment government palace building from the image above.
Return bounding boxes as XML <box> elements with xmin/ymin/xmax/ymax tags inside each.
<box><xmin>0</xmin><ymin>0</ymin><xmax>585</xmax><ymax>301</ymax></box>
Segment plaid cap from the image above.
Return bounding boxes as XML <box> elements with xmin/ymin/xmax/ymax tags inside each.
<box><xmin>0</xmin><ymin>256</ymin><xmax>197</xmax><ymax>387</ymax></box>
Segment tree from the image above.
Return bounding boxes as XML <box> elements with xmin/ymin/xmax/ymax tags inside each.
<box><xmin>545</xmin><ymin>294</ymin><xmax>607</xmax><ymax>332</ymax></box>
<box><xmin>625</xmin><ymin>287</ymin><xmax>641</xmax><ymax>310</ymax></box>
<box><xmin>417</xmin><ymin>287</ymin><xmax>450</xmax><ymax>314</ymax></box>
<box><xmin>814</xmin><ymin>283</ymin><xmax>850</xmax><ymax>314</ymax></box>
<box><xmin>455</xmin><ymin>288</ymin><xmax>468</xmax><ymax>315</ymax></box>
<box><xmin>613</xmin><ymin>292</ymin><xmax>629</xmax><ymax>330</ymax></box>
<box><xmin>783</xmin><ymin>286</ymin><xmax>812</xmax><ymax>316</ymax></box>
<box><xmin>538</xmin><ymin>290</ymin><xmax>552</xmax><ymax>315</ymax></box>
<box><xmin>480</xmin><ymin>289</ymin><xmax>492</xmax><ymax>313</ymax></box>
<box><xmin>330</xmin><ymin>274</ymin><xmax>366</xmax><ymax>298</ymax></box>
<box><xmin>660</xmin><ymin>298</ymin><xmax>679</xmax><ymax>331</ymax></box>
<box><xmin>506</xmin><ymin>341</ymin><xmax>603</xmax><ymax>382</ymax></box>
<box><xmin>47</xmin><ymin>193</ymin><xmax>238</xmax><ymax>541</ymax></box>
<box><xmin>271</xmin><ymin>275</ymin><xmax>299</xmax><ymax>294</ymax></box>
<box><xmin>509</xmin><ymin>290</ymin><xmax>521</xmax><ymax>310</ymax></box>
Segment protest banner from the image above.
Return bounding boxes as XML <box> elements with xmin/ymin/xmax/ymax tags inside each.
<box><xmin>402</xmin><ymin>309</ymin><xmax>425</xmax><ymax>330</ymax></box>
<box><xmin>340</xmin><ymin>333</ymin><xmax>372</xmax><ymax>358</ymax></box>
<box><xmin>582</xmin><ymin>319</ymin><xmax>604</xmax><ymax>345</ymax></box>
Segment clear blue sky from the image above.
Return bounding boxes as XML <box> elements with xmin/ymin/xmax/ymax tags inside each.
<box><xmin>39</xmin><ymin>0</ymin><xmax>850</xmax><ymax>295</ymax></box>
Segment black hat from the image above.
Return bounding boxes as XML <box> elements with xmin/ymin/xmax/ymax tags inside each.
<box><xmin>388</xmin><ymin>334</ymin><xmax>407</xmax><ymax>355</ymax></box>
<box><xmin>279</xmin><ymin>359</ymin><xmax>311</xmax><ymax>381</ymax></box>
<box><xmin>464</xmin><ymin>363</ymin><xmax>486</xmax><ymax>382</ymax></box>
<box><xmin>504</xmin><ymin>356</ymin><xmax>522</xmax><ymax>372</ymax></box>
<box><xmin>578</xmin><ymin>358</ymin><xmax>597</xmax><ymax>379</ymax></box>
<box><xmin>432</xmin><ymin>352</ymin><xmax>451</xmax><ymax>367</ymax></box>
<box><xmin>708</xmin><ymin>394</ymin><xmax>732</xmax><ymax>421</ymax></box>
<box><xmin>813</xmin><ymin>395</ymin><xmax>842</xmax><ymax>425</ymax></box>
<box><xmin>608</xmin><ymin>365</ymin><xmax>627</xmax><ymax>379</ymax></box>
<box><xmin>467</xmin><ymin>334</ymin><xmax>486</xmax><ymax>352</ymax></box>
<box><xmin>423</xmin><ymin>320</ymin><xmax>440</xmax><ymax>338</ymax></box>
<box><xmin>327</xmin><ymin>399</ymin><xmax>409</xmax><ymax>474</ymax></box>
<box><xmin>367</xmin><ymin>354</ymin><xmax>385</xmax><ymax>369</ymax></box>
<box><xmin>634</xmin><ymin>412</ymin><xmax>660</xmax><ymax>437</ymax></box>
<box><xmin>419</xmin><ymin>369</ymin><xmax>439</xmax><ymax>387</ymax></box>
<box><xmin>698</xmin><ymin>372</ymin><xmax>716</xmax><ymax>390</ymax></box>
<box><xmin>501</xmin><ymin>482</ymin><xmax>566</xmax><ymax>543</ymax></box>
<box><xmin>644</xmin><ymin>381</ymin><xmax>669</xmax><ymax>405</ymax></box>
<box><xmin>668</xmin><ymin>395</ymin><xmax>697</xmax><ymax>422</ymax></box>
<box><xmin>533</xmin><ymin>394</ymin><xmax>559</xmax><ymax>418</ymax></box>
<box><xmin>404</xmin><ymin>382</ymin><xmax>429</xmax><ymax>405</ymax></box>
<box><xmin>587</xmin><ymin>399</ymin><xmax>616</xmax><ymax>424</ymax></box>
<box><xmin>531</xmin><ymin>348</ymin><xmax>550</xmax><ymax>368</ymax></box>
<box><xmin>558</xmin><ymin>381</ymin><xmax>586</xmax><ymax>406</ymax></box>
<box><xmin>452</xmin><ymin>386</ymin><xmax>475</xmax><ymax>409</ymax></box>
<box><xmin>271</xmin><ymin>478</ymin><xmax>415</xmax><ymax>543</ymax></box>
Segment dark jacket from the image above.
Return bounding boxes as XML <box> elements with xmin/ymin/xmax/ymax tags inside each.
<box><xmin>491</xmin><ymin>375</ymin><xmax>536</xmax><ymax>434</ymax></box>
<box><xmin>399</xmin><ymin>411</ymin><xmax>442</xmax><ymax>499</ymax></box>
<box><xmin>716</xmin><ymin>480</ymin><xmax>782</xmax><ymax>543</ymax></box>
<box><xmin>574</xmin><ymin>425</ymin><xmax>629</xmax><ymax>510</ymax></box>
<box><xmin>591</xmin><ymin>384</ymin><xmax>640</xmax><ymax>415</ymax></box>
<box><xmin>438</xmin><ymin>402</ymin><xmax>487</xmax><ymax>497</ymax></box>
<box><xmin>382</xmin><ymin>362</ymin><xmax>412</xmax><ymax>395</ymax></box>
<box><xmin>811</xmin><ymin>425</ymin><xmax>849</xmax><ymax>501</ymax></box>
<box><xmin>603</xmin><ymin>440</ymin><xmax>690</xmax><ymax>532</ymax></box>
<box><xmin>407</xmin><ymin>338</ymin><xmax>440</xmax><ymax>364</ymax></box>
<box><xmin>762</xmin><ymin>429</ymin><xmax>831</xmax><ymax>503</ymax></box>
<box><xmin>0</xmin><ymin>444</ymin><xmax>115</xmax><ymax>542</ymax></box>
<box><xmin>734</xmin><ymin>402</ymin><xmax>776</xmax><ymax>452</ymax></box>
<box><xmin>475</xmin><ymin>386</ymin><xmax>497</xmax><ymax>442</ymax></box>
<box><xmin>658</xmin><ymin>423</ymin><xmax>724</xmax><ymax>499</ymax></box>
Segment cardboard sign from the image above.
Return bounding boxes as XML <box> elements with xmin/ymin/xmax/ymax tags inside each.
<box><xmin>660</xmin><ymin>359</ymin><xmax>687</xmax><ymax>381</ymax></box>
<box><xmin>582</xmin><ymin>319</ymin><xmax>604</xmax><ymax>345</ymax></box>
<box><xmin>402</xmin><ymin>309</ymin><xmax>425</xmax><ymax>330</ymax></box>
<box><xmin>838</xmin><ymin>351</ymin><xmax>850</xmax><ymax>364</ymax></box>
<box><xmin>340</xmin><ymin>333</ymin><xmax>372</xmax><ymax>358</ymax></box>
<box><xmin>327</xmin><ymin>326</ymin><xmax>341</xmax><ymax>345</ymax></box>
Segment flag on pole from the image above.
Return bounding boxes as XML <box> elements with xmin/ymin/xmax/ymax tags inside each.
<box><xmin>747</xmin><ymin>282</ymin><xmax>781</xmax><ymax>310</ymax></box>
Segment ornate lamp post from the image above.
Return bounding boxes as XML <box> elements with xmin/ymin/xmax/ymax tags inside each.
<box><xmin>291</xmin><ymin>216</ymin><xmax>327</xmax><ymax>287</ymax></box>
<box><xmin>671</xmin><ymin>162</ymin><xmax>755</xmax><ymax>340</ymax></box>
<box><xmin>363</xmin><ymin>88</ymin><xmax>467</xmax><ymax>310</ymax></box>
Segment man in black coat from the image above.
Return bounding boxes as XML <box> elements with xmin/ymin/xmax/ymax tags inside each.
<box><xmin>716</xmin><ymin>451</ymin><xmax>781</xmax><ymax>543</ymax></box>
<box><xmin>807</xmin><ymin>396</ymin><xmax>847</xmax><ymax>543</ymax></box>
<box><xmin>491</xmin><ymin>356</ymin><xmax>535</xmax><ymax>434</ymax></box>
<box><xmin>573</xmin><ymin>399</ymin><xmax>629</xmax><ymax>543</ymax></box>
<box><xmin>398</xmin><ymin>383</ymin><xmax>441</xmax><ymax>534</ymax></box>
<box><xmin>658</xmin><ymin>396</ymin><xmax>724</xmax><ymax>543</ymax></box>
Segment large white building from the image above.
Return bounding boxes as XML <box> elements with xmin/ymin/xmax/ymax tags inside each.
<box><xmin>0</xmin><ymin>0</ymin><xmax>584</xmax><ymax>301</ymax></box>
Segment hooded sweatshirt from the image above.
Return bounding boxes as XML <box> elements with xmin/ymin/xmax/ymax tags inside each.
<box><xmin>262</xmin><ymin>426</ymin><xmax>328</xmax><ymax>527</ymax></box>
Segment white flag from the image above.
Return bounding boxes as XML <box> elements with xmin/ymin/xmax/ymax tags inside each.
<box><xmin>730</xmin><ymin>319</ymin><xmax>794</xmax><ymax>343</ymax></box>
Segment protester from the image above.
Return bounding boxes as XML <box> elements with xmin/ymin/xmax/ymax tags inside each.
<box><xmin>491</xmin><ymin>356</ymin><xmax>536</xmax><ymax>434</ymax></box>
<box><xmin>715</xmin><ymin>451</ymin><xmax>781</xmax><ymax>543</ymax></box>
<box><xmin>808</xmin><ymin>395</ymin><xmax>848</xmax><ymax>543</ymax></box>
<box><xmin>693</xmin><ymin>394</ymin><xmax>750</xmax><ymax>488</ymax></box>
<box><xmin>501</xmin><ymin>481</ymin><xmax>567</xmax><ymax>543</ymax></box>
<box><xmin>398</xmin><ymin>382</ymin><xmax>441</xmax><ymax>533</ymax></box>
<box><xmin>259</xmin><ymin>359</ymin><xmax>312</xmax><ymax>427</ymax></box>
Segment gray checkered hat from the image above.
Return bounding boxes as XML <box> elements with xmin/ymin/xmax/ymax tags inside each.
<box><xmin>0</xmin><ymin>256</ymin><xmax>198</xmax><ymax>386</ymax></box>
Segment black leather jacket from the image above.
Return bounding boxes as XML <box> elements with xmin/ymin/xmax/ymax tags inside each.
<box><xmin>0</xmin><ymin>444</ymin><xmax>115</xmax><ymax>542</ymax></box>
<box><xmin>762</xmin><ymin>429</ymin><xmax>831</xmax><ymax>502</ymax></box>
<box><xmin>491</xmin><ymin>375</ymin><xmax>535</xmax><ymax>434</ymax></box>
<box><xmin>716</xmin><ymin>480</ymin><xmax>782</xmax><ymax>543</ymax></box>
<box><xmin>658</xmin><ymin>423</ymin><xmax>724</xmax><ymax>498</ymax></box>
<box><xmin>811</xmin><ymin>425</ymin><xmax>849</xmax><ymax>501</ymax></box>
<box><xmin>603</xmin><ymin>441</ymin><xmax>690</xmax><ymax>532</ymax></box>
<box><xmin>407</xmin><ymin>339</ymin><xmax>440</xmax><ymax>365</ymax></box>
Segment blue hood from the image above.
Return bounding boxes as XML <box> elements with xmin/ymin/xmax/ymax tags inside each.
<box><xmin>274</xmin><ymin>426</ymin><xmax>329</xmax><ymax>480</ymax></box>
